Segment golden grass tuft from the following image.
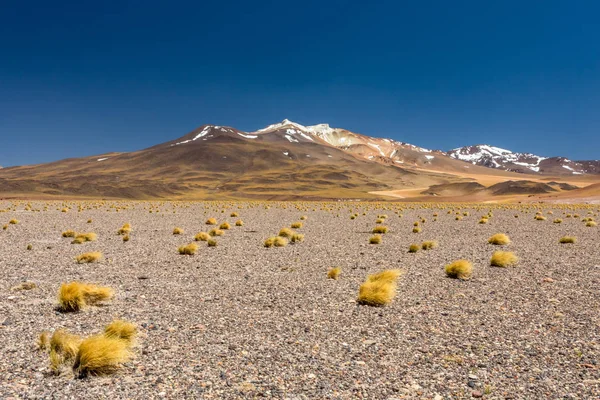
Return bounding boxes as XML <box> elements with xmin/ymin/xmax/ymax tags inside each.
<box><xmin>290</xmin><ymin>233</ymin><xmax>305</xmax><ymax>243</ymax></box>
<box><xmin>278</xmin><ymin>227</ymin><xmax>294</xmax><ymax>238</ymax></box>
<box><xmin>209</xmin><ymin>228</ymin><xmax>224</xmax><ymax>236</ymax></box>
<box><xmin>230</xmin><ymin>212</ymin><xmax>239</xmax><ymax>217</ymax></box>
<box><xmin>173</xmin><ymin>227</ymin><xmax>184</xmax><ymax>235</ymax></box>
<box><xmin>372</xmin><ymin>225</ymin><xmax>388</xmax><ymax>234</ymax></box>
<box><xmin>76</xmin><ymin>251</ymin><xmax>102</xmax><ymax>263</ymax></box>
<box><xmin>559</xmin><ymin>236</ymin><xmax>576</xmax><ymax>244</ymax></box>
<box><xmin>357</xmin><ymin>269</ymin><xmax>401</xmax><ymax>306</ymax></box>
<box><xmin>408</xmin><ymin>244</ymin><xmax>420</xmax><ymax>253</ymax></box>
<box><xmin>490</xmin><ymin>251</ymin><xmax>519</xmax><ymax>267</ymax></box>
<box><xmin>178</xmin><ymin>242</ymin><xmax>198</xmax><ymax>255</ymax></box>
<box><xmin>488</xmin><ymin>233</ymin><xmax>510</xmax><ymax>245</ymax></box>
<box><xmin>300</xmin><ymin>215</ymin><xmax>307</xmax><ymax>220</ymax></box>
<box><xmin>62</xmin><ymin>230</ymin><xmax>77</xmax><ymax>238</ymax></box>
<box><xmin>327</xmin><ymin>267</ymin><xmax>341</xmax><ymax>280</ymax></box>
<box><xmin>207</xmin><ymin>239</ymin><xmax>218</xmax><ymax>247</ymax></box>
<box><xmin>38</xmin><ymin>331</ymin><xmax>50</xmax><ymax>351</ymax></box>
<box><xmin>586</xmin><ymin>221</ymin><xmax>597</xmax><ymax>227</ymax></box>
<box><xmin>412</xmin><ymin>227</ymin><xmax>422</xmax><ymax>233</ymax></box>
<box><xmin>72</xmin><ymin>232</ymin><xmax>97</xmax><ymax>244</ymax></box>
<box><xmin>235</xmin><ymin>219</ymin><xmax>244</xmax><ymax>226</ymax></box>
<box><xmin>205</xmin><ymin>218</ymin><xmax>217</xmax><ymax>225</ymax></box>
<box><xmin>11</xmin><ymin>281</ymin><xmax>37</xmax><ymax>291</ymax></box>
<box><xmin>369</xmin><ymin>235</ymin><xmax>382</xmax><ymax>244</ymax></box>
<box><xmin>104</xmin><ymin>320</ymin><xmax>137</xmax><ymax>344</ymax></box>
<box><xmin>421</xmin><ymin>240</ymin><xmax>438</xmax><ymax>250</ymax></box>
<box><xmin>534</xmin><ymin>215</ymin><xmax>547</xmax><ymax>221</ymax></box>
<box><xmin>478</xmin><ymin>217</ymin><xmax>488</xmax><ymax>224</ymax></box>
<box><xmin>264</xmin><ymin>236</ymin><xmax>288</xmax><ymax>247</ymax></box>
<box><xmin>58</xmin><ymin>282</ymin><xmax>114</xmax><ymax>312</ymax></box>
<box><xmin>73</xmin><ymin>335</ymin><xmax>132</xmax><ymax>378</ymax></box>
<box><xmin>122</xmin><ymin>234</ymin><xmax>130</xmax><ymax>242</ymax></box>
<box><xmin>219</xmin><ymin>222</ymin><xmax>231</xmax><ymax>230</ymax></box>
<box><xmin>553</xmin><ymin>218</ymin><xmax>563</xmax><ymax>224</ymax></box>
<box><xmin>194</xmin><ymin>232</ymin><xmax>210</xmax><ymax>241</ymax></box>
<box><xmin>49</xmin><ymin>329</ymin><xmax>83</xmax><ymax>372</ymax></box>
<box><xmin>9</xmin><ymin>219</ymin><xmax>18</xmax><ymax>224</ymax></box>
<box><xmin>445</xmin><ymin>260</ymin><xmax>473</xmax><ymax>280</ymax></box>
<box><xmin>291</xmin><ymin>221</ymin><xmax>303</xmax><ymax>229</ymax></box>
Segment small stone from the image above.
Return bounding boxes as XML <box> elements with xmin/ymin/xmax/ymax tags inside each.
<box><xmin>468</xmin><ymin>374</ymin><xmax>478</xmax><ymax>380</ymax></box>
<box><xmin>543</xmin><ymin>277</ymin><xmax>554</xmax><ymax>283</ymax></box>
<box><xmin>472</xmin><ymin>391</ymin><xmax>483</xmax><ymax>398</ymax></box>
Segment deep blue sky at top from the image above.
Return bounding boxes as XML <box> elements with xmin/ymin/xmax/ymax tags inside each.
<box><xmin>1</xmin><ymin>0</ymin><xmax>599</xmax><ymax>166</ymax></box>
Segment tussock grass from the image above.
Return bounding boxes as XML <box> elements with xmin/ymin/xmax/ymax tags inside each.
<box><xmin>290</xmin><ymin>233</ymin><xmax>304</xmax><ymax>243</ymax></box>
<box><xmin>27</xmin><ymin>243</ymin><xmax>33</xmax><ymax>250</ymax></box>
<box><xmin>278</xmin><ymin>227</ymin><xmax>294</xmax><ymax>238</ymax></box>
<box><xmin>586</xmin><ymin>221</ymin><xmax>597</xmax><ymax>227</ymax></box>
<box><xmin>408</xmin><ymin>244</ymin><xmax>420</xmax><ymax>253</ymax></box>
<box><xmin>194</xmin><ymin>232</ymin><xmax>210</xmax><ymax>241</ymax></box>
<box><xmin>327</xmin><ymin>267</ymin><xmax>341</xmax><ymax>280</ymax></box>
<box><xmin>58</xmin><ymin>282</ymin><xmax>114</xmax><ymax>312</ymax></box>
<box><xmin>412</xmin><ymin>227</ymin><xmax>422</xmax><ymax>233</ymax></box>
<box><xmin>207</xmin><ymin>239</ymin><xmax>218</xmax><ymax>247</ymax></box>
<box><xmin>173</xmin><ymin>227</ymin><xmax>184</xmax><ymax>235</ymax></box>
<box><xmin>122</xmin><ymin>235</ymin><xmax>130</xmax><ymax>242</ymax></box>
<box><xmin>478</xmin><ymin>217</ymin><xmax>488</xmax><ymax>224</ymax></box>
<box><xmin>209</xmin><ymin>228</ymin><xmax>224</xmax><ymax>236</ymax></box>
<box><xmin>264</xmin><ymin>236</ymin><xmax>288</xmax><ymax>247</ymax></box>
<box><xmin>87</xmin><ymin>219</ymin><xmax>93</xmax><ymax>224</ymax></box>
<box><xmin>73</xmin><ymin>335</ymin><xmax>132</xmax><ymax>378</ymax></box>
<box><xmin>117</xmin><ymin>223</ymin><xmax>131</xmax><ymax>235</ymax></box>
<box><xmin>369</xmin><ymin>235</ymin><xmax>382</xmax><ymax>244</ymax></box>
<box><xmin>445</xmin><ymin>260</ymin><xmax>473</xmax><ymax>280</ymax></box>
<box><xmin>178</xmin><ymin>243</ymin><xmax>198</xmax><ymax>255</ymax></box>
<box><xmin>11</xmin><ymin>281</ymin><xmax>37</xmax><ymax>291</ymax></box>
<box><xmin>219</xmin><ymin>222</ymin><xmax>231</xmax><ymax>230</ymax></box>
<box><xmin>230</xmin><ymin>212</ymin><xmax>239</xmax><ymax>217</ymax></box>
<box><xmin>291</xmin><ymin>221</ymin><xmax>303</xmax><ymax>229</ymax></box>
<box><xmin>9</xmin><ymin>219</ymin><xmax>18</xmax><ymax>224</ymax></box>
<box><xmin>235</xmin><ymin>220</ymin><xmax>244</xmax><ymax>226</ymax></box>
<box><xmin>372</xmin><ymin>225</ymin><xmax>388</xmax><ymax>234</ymax></box>
<box><xmin>72</xmin><ymin>232</ymin><xmax>97</xmax><ymax>244</ymax></box>
<box><xmin>357</xmin><ymin>269</ymin><xmax>401</xmax><ymax>306</ymax></box>
<box><xmin>421</xmin><ymin>240</ymin><xmax>438</xmax><ymax>250</ymax></box>
<box><xmin>490</xmin><ymin>251</ymin><xmax>519</xmax><ymax>267</ymax></box>
<box><xmin>104</xmin><ymin>320</ymin><xmax>137</xmax><ymax>344</ymax></box>
<box><xmin>376</xmin><ymin>218</ymin><xmax>384</xmax><ymax>224</ymax></box>
<box><xmin>559</xmin><ymin>236</ymin><xmax>576</xmax><ymax>244</ymax></box>
<box><xmin>38</xmin><ymin>331</ymin><xmax>50</xmax><ymax>351</ymax></box>
<box><xmin>553</xmin><ymin>218</ymin><xmax>563</xmax><ymax>224</ymax></box>
<box><xmin>62</xmin><ymin>230</ymin><xmax>77</xmax><ymax>238</ymax></box>
<box><xmin>205</xmin><ymin>218</ymin><xmax>217</xmax><ymax>225</ymax></box>
<box><xmin>49</xmin><ymin>329</ymin><xmax>83</xmax><ymax>373</ymax></box>
<box><xmin>534</xmin><ymin>215</ymin><xmax>546</xmax><ymax>221</ymax></box>
<box><xmin>76</xmin><ymin>251</ymin><xmax>102</xmax><ymax>263</ymax></box>
<box><xmin>488</xmin><ymin>233</ymin><xmax>510</xmax><ymax>245</ymax></box>
<box><xmin>300</xmin><ymin>216</ymin><xmax>307</xmax><ymax>220</ymax></box>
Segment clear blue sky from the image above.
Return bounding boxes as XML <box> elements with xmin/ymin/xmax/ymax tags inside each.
<box><xmin>1</xmin><ymin>0</ymin><xmax>599</xmax><ymax>167</ymax></box>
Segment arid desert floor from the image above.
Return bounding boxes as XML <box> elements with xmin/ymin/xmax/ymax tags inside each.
<box><xmin>1</xmin><ymin>200</ymin><xmax>599</xmax><ymax>399</ymax></box>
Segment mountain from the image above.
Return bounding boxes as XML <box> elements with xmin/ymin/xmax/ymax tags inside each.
<box><xmin>448</xmin><ymin>144</ymin><xmax>600</xmax><ymax>175</ymax></box>
<box><xmin>0</xmin><ymin>120</ymin><xmax>597</xmax><ymax>200</ymax></box>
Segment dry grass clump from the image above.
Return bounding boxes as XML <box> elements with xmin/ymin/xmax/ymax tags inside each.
<box><xmin>117</xmin><ymin>223</ymin><xmax>131</xmax><ymax>235</ymax></box>
<box><xmin>357</xmin><ymin>269</ymin><xmax>401</xmax><ymax>306</ymax></box>
<box><xmin>408</xmin><ymin>244</ymin><xmax>420</xmax><ymax>253</ymax></box>
<box><xmin>490</xmin><ymin>251</ymin><xmax>519</xmax><ymax>267</ymax></box>
<box><xmin>27</xmin><ymin>243</ymin><xmax>33</xmax><ymax>250</ymax></box>
<box><xmin>488</xmin><ymin>233</ymin><xmax>510</xmax><ymax>245</ymax></box>
<box><xmin>412</xmin><ymin>227</ymin><xmax>422</xmax><ymax>233</ymax></box>
<box><xmin>72</xmin><ymin>232</ymin><xmax>97</xmax><ymax>244</ymax></box>
<box><xmin>478</xmin><ymin>217</ymin><xmax>488</xmax><ymax>224</ymax></box>
<box><xmin>9</xmin><ymin>219</ymin><xmax>18</xmax><ymax>224</ymax></box>
<box><xmin>11</xmin><ymin>281</ymin><xmax>37</xmax><ymax>291</ymax></box>
<box><xmin>421</xmin><ymin>240</ymin><xmax>438</xmax><ymax>250</ymax></box>
<box><xmin>209</xmin><ymin>228</ymin><xmax>224</xmax><ymax>236</ymax></box>
<box><xmin>194</xmin><ymin>232</ymin><xmax>210</xmax><ymax>241</ymax></box>
<box><xmin>62</xmin><ymin>230</ymin><xmax>77</xmax><ymax>238</ymax></box>
<box><xmin>445</xmin><ymin>260</ymin><xmax>473</xmax><ymax>280</ymax></box>
<box><xmin>327</xmin><ymin>267</ymin><xmax>341</xmax><ymax>280</ymax></box>
<box><xmin>291</xmin><ymin>221</ymin><xmax>303</xmax><ymax>229</ymax></box>
<box><xmin>38</xmin><ymin>331</ymin><xmax>50</xmax><ymax>351</ymax></box>
<box><xmin>122</xmin><ymin>235</ymin><xmax>130</xmax><ymax>242</ymax></box>
<box><xmin>559</xmin><ymin>236</ymin><xmax>576</xmax><ymax>244</ymax></box>
<box><xmin>173</xmin><ymin>227</ymin><xmax>184</xmax><ymax>235</ymax></box>
<box><xmin>264</xmin><ymin>236</ymin><xmax>288</xmax><ymax>247</ymax></box>
<box><xmin>278</xmin><ymin>227</ymin><xmax>294</xmax><ymax>238</ymax></box>
<box><xmin>290</xmin><ymin>233</ymin><xmax>305</xmax><ymax>243</ymax></box>
<box><xmin>235</xmin><ymin>219</ymin><xmax>244</xmax><ymax>226</ymax></box>
<box><xmin>207</xmin><ymin>238</ymin><xmax>218</xmax><ymax>247</ymax></box>
<box><xmin>205</xmin><ymin>218</ymin><xmax>217</xmax><ymax>225</ymax></box>
<box><xmin>104</xmin><ymin>320</ymin><xmax>137</xmax><ymax>344</ymax></box>
<box><xmin>49</xmin><ymin>329</ymin><xmax>83</xmax><ymax>373</ymax></box>
<box><xmin>369</xmin><ymin>235</ymin><xmax>382</xmax><ymax>244</ymax></box>
<box><xmin>586</xmin><ymin>221</ymin><xmax>597</xmax><ymax>227</ymax></box>
<box><xmin>300</xmin><ymin>215</ymin><xmax>307</xmax><ymax>220</ymax></box>
<box><xmin>58</xmin><ymin>282</ymin><xmax>114</xmax><ymax>312</ymax></box>
<box><xmin>178</xmin><ymin>242</ymin><xmax>198</xmax><ymax>255</ymax></box>
<box><xmin>534</xmin><ymin>215</ymin><xmax>547</xmax><ymax>221</ymax></box>
<box><xmin>372</xmin><ymin>225</ymin><xmax>388</xmax><ymax>234</ymax></box>
<box><xmin>219</xmin><ymin>222</ymin><xmax>231</xmax><ymax>230</ymax></box>
<box><xmin>76</xmin><ymin>251</ymin><xmax>102</xmax><ymax>263</ymax></box>
<box><xmin>73</xmin><ymin>335</ymin><xmax>132</xmax><ymax>378</ymax></box>
<box><xmin>230</xmin><ymin>212</ymin><xmax>239</xmax><ymax>217</ymax></box>
<box><xmin>553</xmin><ymin>218</ymin><xmax>563</xmax><ymax>224</ymax></box>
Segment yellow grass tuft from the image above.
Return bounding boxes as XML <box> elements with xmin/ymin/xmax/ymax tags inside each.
<box><xmin>58</xmin><ymin>282</ymin><xmax>114</xmax><ymax>312</ymax></box>
<box><xmin>76</xmin><ymin>251</ymin><xmax>102</xmax><ymax>263</ymax></box>
<box><xmin>478</xmin><ymin>217</ymin><xmax>488</xmax><ymax>224</ymax></box>
<box><xmin>445</xmin><ymin>260</ymin><xmax>473</xmax><ymax>280</ymax></box>
<box><xmin>412</xmin><ymin>227</ymin><xmax>422</xmax><ymax>233</ymax></box>
<box><xmin>372</xmin><ymin>225</ymin><xmax>388</xmax><ymax>234</ymax></box>
<box><xmin>178</xmin><ymin>242</ymin><xmax>198</xmax><ymax>255</ymax></box>
<box><xmin>38</xmin><ymin>331</ymin><xmax>50</xmax><ymax>351</ymax></box>
<box><xmin>73</xmin><ymin>335</ymin><xmax>132</xmax><ymax>378</ymax></box>
<box><xmin>327</xmin><ymin>267</ymin><xmax>341</xmax><ymax>280</ymax></box>
<box><xmin>534</xmin><ymin>215</ymin><xmax>546</xmax><ymax>221</ymax></box>
<box><xmin>490</xmin><ymin>251</ymin><xmax>519</xmax><ymax>267</ymax></box>
<box><xmin>291</xmin><ymin>221</ymin><xmax>303</xmax><ymax>229</ymax></box>
<box><xmin>122</xmin><ymin>235</ymin><xmax>130</xmax><ymax>242</ymax></box>
<box><xmin>219</xmin><ymin>222</ymin><xmax>231</xmax><ymax>230</ymax></box>
<box><xmin>290</xmin><ymin>233</ymin><xmax>305</xmax><ymax>243</ymax></box>
<box><xmin>194</xmin><ymin>232</ymin><xmax>210</xmax><ymax>241</ymax></box>
<box><xmin>72</xmin><ymin>232</ymin><xmax>97</xmax><ymax>244</ymax></box>
<box><xmin>559</xmin><ymin>236</ymin><xmax>576</xmax><ymax>244</ymax></box>
<box><xmin>586</xmin><ymin>221</ymin><xmax>597</xmax><ymax>227</ymax></box>
<box><xmin>357</xmin><ymin>269</ymin><xmax>401</xmax><ymax>306</ymax></box>
<box><xmin>264</xmin><ymin>236</ymin><xmax>288</xmax><ymax>247</ymax></box>
<box><xmin>408</xmin><ymin>244</ymin><xmax>420</xmax><ymax>253</ymax></box>
<box><xmin>421</xmin><ymin>240</ymin><xmax>438</xmax><ymax>250</ymax></box>
<box><xmin>173</xmin><ymin>227</ymin><xmax>184</xmax><ymax>235</ymax></box>
<box><xmin>207</xmin><ymin>239</ymin><xmax>218</xmax><ymax>247</ymax></box>
<box><xmin>62</xmin><ymin>230</ymin><xmax>77</xmax><ymax>238</ymax></box>
<box><xmin>553</xmin><ymin>218</ymin><xmax>563</xmax><ymax>224</ymax></box>
<box><xmin>278</xmin><ymin>228</ymin><xmax>294</xmax><ymax>238</ymax></box>
<box><xmin>235</xmin><ymin>220</ymin><xmax>244</xmax><ymax>226</ymax></box>
<box><xmin>300</xmin><ymin>216</ymin><xmax>307</xmax><ymax>220</ymax></box>
<box><xmin>488</xmin><ymin>233</ymin><xmax>510</xmax><ymax>245</ymax></box>
<box><xmin>205</xmin><ymin>218</ymin><xmax>217</xmax><ymax>225</ymax></box>
<box><xmin>209</xmin><ymin>228</ymin><xmax>224</xmax><ymax>236</ymax></box>
<box><xmin>9</xmin><ymin>219</ymin><xmax>18</xmax><ymax>224</ymax></box>
<box><xmin>11</xmin><ymin>281</ymin><xmax>37</xmax><ymax>291</ymax></box>
<box><xmin>230</xmin><ymin>212</ymin><xmax>239</xmax><ymax>217</ymax></box>
<box><xmin>49</xmin><ymin>329</ymin><xmax>83</xmax><ymax>373</ymax></box>
<box><xmin>369</xmin><ymin>235</ymin><xmax>382</xmax><ymax>244</ymax></box>
<box><xmin>104</xmin><ymin>320</ymin><xmax>137</xmax><ymax>344</ymax></box>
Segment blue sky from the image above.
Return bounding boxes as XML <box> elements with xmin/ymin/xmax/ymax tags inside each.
<box><xmin>1</xmin><ymin>0</ymin><xmax>599</xmax><ymax>166</ymax></box>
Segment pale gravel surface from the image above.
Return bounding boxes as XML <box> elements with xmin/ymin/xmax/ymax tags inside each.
<box><xmin>1</xmin><ymin>201</ymin><xmax>599</xmax><ymax>399</ymax></box>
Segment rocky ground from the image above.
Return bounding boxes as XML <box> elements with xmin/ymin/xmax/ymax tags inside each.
<box><xmin>0</xmin><ymin>200</ymin><xmax>599</xmax><ymax>399</ymax></box>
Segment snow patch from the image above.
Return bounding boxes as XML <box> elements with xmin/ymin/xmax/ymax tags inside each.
<box><xmin>285</xmin><ymin>135</ymin><xmax>298</xmax><ymax>143</ymax></box>
<box><xmin>97</xmin><ymin>158</ymin><xmax>108</xmax><ymax>161</ymax></box>
<box><xmin>237</xmin><ymin>132</ymin><xmax>257</xmax><ymax>139</ymax></box>
<box><xmin>425</xmin><ymin>155</ymin><xmax>434</xmax><ymax>160</ymax></box>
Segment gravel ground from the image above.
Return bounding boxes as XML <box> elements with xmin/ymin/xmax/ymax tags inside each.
<box><xmin>1</xmin><ymin>201</ymin><xmax>599</xmax><ymax>399</ymax></box>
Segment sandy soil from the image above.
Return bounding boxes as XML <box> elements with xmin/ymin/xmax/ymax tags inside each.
<box><xmin>1</xmin><ymin>201</ymin><xmax>599</xmax><ymax>399</ymax></box>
